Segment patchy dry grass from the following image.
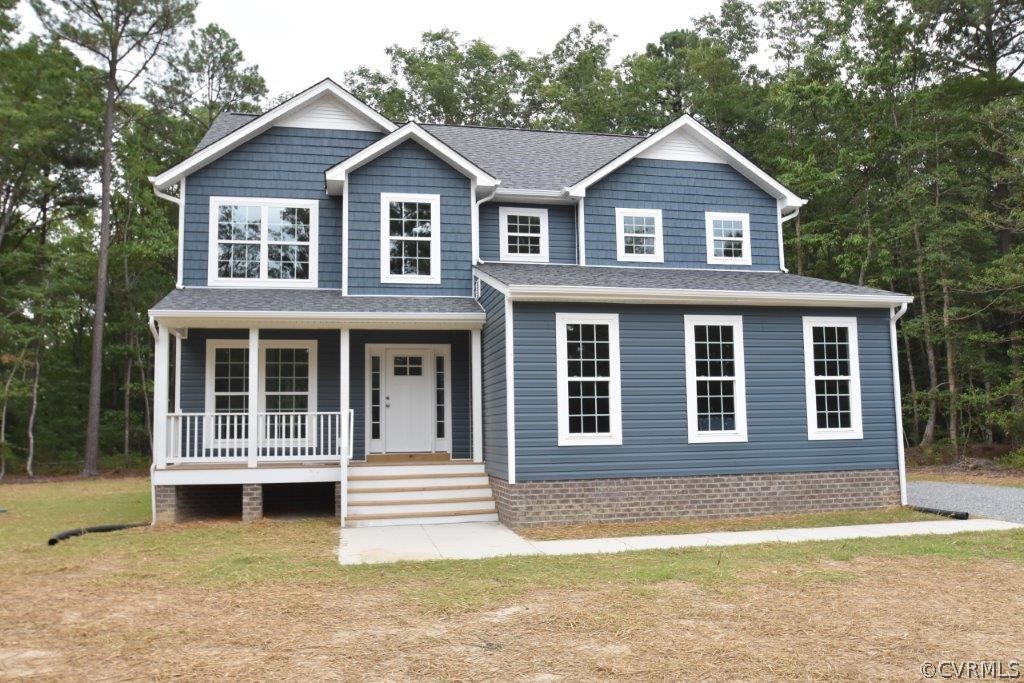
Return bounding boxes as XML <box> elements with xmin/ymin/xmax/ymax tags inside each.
<box><xmin>2</xmin><ymin>477</ymin><xmax>1024</xmax><ymax>680</ymax></box>
<box><xmin>909</xmin><ymin>467</ymin><xmax>1024</xmax><ymax>489</ymax></box>
<box><xmin>519</xmin><ymin>507</ymin><xmax>935</xmax><ymax>540</ymax></box>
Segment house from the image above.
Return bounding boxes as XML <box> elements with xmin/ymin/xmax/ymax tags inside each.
<box><xmin>148</xmin><ymin>78</ymin><xmax>913</xmax><ymax>528</ymax></box>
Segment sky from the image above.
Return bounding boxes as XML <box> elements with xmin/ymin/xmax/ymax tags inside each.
<box><xmin>15</xmin><ymin>0</ymin><xmax>723</xmax><ymax>98</ymax></box>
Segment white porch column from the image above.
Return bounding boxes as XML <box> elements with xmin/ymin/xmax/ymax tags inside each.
<box><xmin>152</xmin><ymin>323</ymin><xmax>170</xmax><ymax>469</ymax></box>
<box><xmin>338</xmin><ymin>328</ymin><xmax>350</xmax><ymax>457</ymax></box>
<box><xmin>247</xmin><ymin>328</ymin><xmax>259</xmax><ymax>468</ymax></box>
<box><xmin>471</xmin><ymin>328</ymin><xmax>483</xmax><ymax>463</ymax></box>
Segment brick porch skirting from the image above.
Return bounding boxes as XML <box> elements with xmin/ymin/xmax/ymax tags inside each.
<box><xmin>489</xmin><ymin>469</ymin><xmax>901</xmax><ymax>529</ymax></box>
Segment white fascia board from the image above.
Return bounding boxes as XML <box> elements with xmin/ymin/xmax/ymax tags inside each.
<box><xmin>151</xmin><ymin>79</ymin><xmax>396</xmax><ymax>189</ymax></box>
<box><xmin>492</xmin><ymin>188</ymin><xmax>575</xmax><ymax>205</ymax></box>
<box><xmin>495</xmin><ymin>284</ymin><xmax>913</xmax><ymax>308</ymax></box>
<box><xmin>325</xmin><ymin>122</ymin><xmax>499</xmax><ymax>194</ymax></box>
<box><xmin>149</xmin><ymin>309</ymin><xmax>485</xmax><ymax>330</ymax></box>
<box><xmin>566</xmin><ymin>115</ymin><xmax>807</xmax><ymax>209</ymax></box>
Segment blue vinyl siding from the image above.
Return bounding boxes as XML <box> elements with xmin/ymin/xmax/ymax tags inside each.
<box><xmin>479</xmin><ymin>202</ymin><xmax>577</xmax><ymax>263</ymax></box>
<box><xmin>178</xmin><ymin>329</ymin><xmax>340</xmax><ymax>413</ymax></box>
<box><xmin>182</xmin><ymin>127</ymin><xmax>383</xmax><ymax>287</ymax></box>
<box><xmin>584</xmin><ymin>158</ymin><xmax>780</xmax><ymax>270</ymax></box>
<box><xmin>478</xmin><ymin>282</ymin><xmax>508</xmax><ymax>479</ymax></box>
<box><xmin>349</xmin><ymin>330</ymin><xmax>471</xmax><ymax>460</ymax></box>
<box><xmin>347</xmin><ymin>141</ymin><xmax>473</xmax><ymax>295</ymax></box>
<box><xmin>511</xmin><ymin>304</ymin><xmax>898</xmax><ymax>481</ymax></box>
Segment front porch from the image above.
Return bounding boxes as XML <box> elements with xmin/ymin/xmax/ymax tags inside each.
<box><xmin>149</xmin><ymin>301</ymin><xmax>488</xmax><ymax>525</ymax></box>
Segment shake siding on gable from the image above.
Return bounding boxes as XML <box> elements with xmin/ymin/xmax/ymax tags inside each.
<box><xmin>478</xmin><ymin>202</ymin><xmax>577</xmax><ymax>263</ymax></box>
<box><xmin>583</xmin><ymin>158</ymin><xmax>780</xmax><ymax>270</ymax></box>
<box><xmin>346</xmin><ymin>140</ymin><xmax>473</xmax><ymax>295</ymax></box>
<box><xmin>478</xmin><ymin>282</ymin><xmax>508</xmax><ymax>479</ymax></box>
<box><xmin>181</xmin><ymin>127</ymin><xmax>384</xmax><ymax>287</ymax></box>
<box><xmin>512</xmin><ymin>304</ymin><xmax>898</xmax><ymax>481</ymax></box>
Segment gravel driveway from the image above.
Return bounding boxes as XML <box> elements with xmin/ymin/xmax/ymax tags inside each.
<box><xmin>907</xmin><ymin>480</ymin><xmax>1024</xmax><ymax>524</ymax></box>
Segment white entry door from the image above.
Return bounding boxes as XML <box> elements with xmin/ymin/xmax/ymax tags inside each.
<box><xmin>384</xmin><ymin>349</ymin><xmax>434</xmax><ymax>452</ymax></box>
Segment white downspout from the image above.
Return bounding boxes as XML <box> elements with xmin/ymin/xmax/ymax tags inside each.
<box><xmin>890</xmin><ymin>302</ymin><xmax>909</xmax><ymax>505</ymax></box>
<box><xmin>473</xmin><ymin>182</ymin><xmax>500</xmax><ymax>264</ymax></box>
<box><xmin>150</xmin><ymin>178</ymin><xmax>185</xmax><ymax>288</ymax></box>
<box><xmin>779</xmin><ymin>205</ymin><xmax>800</xmax><ymax>274</ymax></box>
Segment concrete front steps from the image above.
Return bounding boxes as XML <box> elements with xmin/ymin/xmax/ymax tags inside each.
<box><xmin>345</xmin><ymin>460</ymin><xmax>498</xmax><ymax>527</ymax></box>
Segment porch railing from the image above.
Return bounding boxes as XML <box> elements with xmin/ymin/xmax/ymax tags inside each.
<box><xmin>164</xmin><ymin>411</ymin><xmax>348</xmax><ymax>465</ymax></box>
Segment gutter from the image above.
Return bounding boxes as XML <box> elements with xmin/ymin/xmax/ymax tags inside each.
<box><xmin>890</xmin><ymin>301</ymin><xmax>909</xmax><ymax>505</ymax></box>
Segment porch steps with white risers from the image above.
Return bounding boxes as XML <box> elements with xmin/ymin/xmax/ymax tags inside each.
<box><xmin>345</xmin><ymin>461</ymin><xmax>498</xmax><ymax>527</ymax></box>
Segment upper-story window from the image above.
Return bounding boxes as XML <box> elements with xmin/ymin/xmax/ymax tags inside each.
<box><xmin>615</xmin><ymin>208</ymin><xmax>663</xmax><ymax>263</ymax></box>
<box><xmin>802</xmin><ymin>317</ymin><xmax>863</xmax><ymax>440</ymax></box>
<box><xmin>705</xmin><ymin>211</ymin><xmax>751</xmax><ymax>266</ymax></box>
<box><xmin>380</xmin><ymin>192</ymin><xmax>441</xmax><ymax>285</ymax></box>
<box><xmin>208</xmin><ymin>197</ymin><xmax>318</xmax><ymax>287</ymax></box>
<box><xmin>499</xmin><ymin>207</ymin><xmax>548</xmax><ymax>262</ymax></box>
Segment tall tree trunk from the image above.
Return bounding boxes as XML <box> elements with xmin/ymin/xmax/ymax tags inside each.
<box><xmin>902</xmin><ymin>331</ymin><xmax>919</xmax><ymax>445</ymax></box>
<box><xmin>0</xmin><ymin>351</ymin><xmax>24</xmax><ymax>482</ymax></box>
<box><xmin>942</xmin><ymin>277</ymin><xmax>959</xmax><ymax>463</ymax></box>
<box><xmin>135</xmin><ymin>336</ymin><xmax>153</xmax><ymax>451</ymax></box>
<box><xmin>26</xmin><ymin>353</ymin><xmax>41</xmax><ymax>478</ymax></box>
<box><xmin>83</xmin><ymin>68</ymin><xmax>118</xmax><ymax>477</ymax></box>
<box><xmin>123</xmin><ymin>356</ymin><xmax>133</xmax><ymax>464</ymax></box>
<box><xmin>911</xmin><ymin>224</ymin><xmax>939</xmax><ymax>447</ymax></box>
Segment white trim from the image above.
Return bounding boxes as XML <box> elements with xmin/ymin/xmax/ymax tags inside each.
<box><xmin>577</xmin><ymin>199</ymin><xmax>586</xmax><ymax>265</ymax></box>
<box><xmin>152</xmin><ymin>324</ymin><xmax>170</xmax><ymax>469</ymax></box>
<box><xmin>152</xmin><ymin>79</ymin><xmax>396</xmax><ymax>189</ymax></box>
<box><xmin>471</xmin><ymin>328</ymin><xmax>483</xmax><ymax>463</ymax></box>
<box><xmin>504</xmin><ymin>297</ymin><xmax>517</xmax><ymax>482</ymax></box>
<box><xmin>493</xmin><ymin>188</ymin><xmax>573</xmax><ymax>204</ymax></box>
<box><xmin>705</xmin><ymin>211</ymin><xmax>752</xmax><ymax>266</ymax></box>
<box><xmin>325</xmin><ymin>122</ymin><xmax>498</xmax><ymax>194</ymax></box>
<box><xmin>176</xmin><ymin>177</ymin><xmax>185</xmax><ymax>287</ymax></box>
<box><xmin>362</xmin><ymin>343</ymin><xmax>452</xmax><ymax>456</ymax></box>
<box><xmin>174</xmin><ymin>333</ymin><xmax>182</xmax><ymax>413</ymax></box>
<box><xmin>257</xmin><ymin>339</ymin><xmax>319</xmax><ymax>447</ymax></box>
<box><xmin>339</xmin><ymin>328</ymin><xmax>350</xmax><ymax>456</ymax></box>
<box><xmin>554</xmin><ymin>312</ymin><xmax>623</xmax><ymax>447</ymax></box>
<box><xmin>379</xmin><ymin>192</ymin><xmax>442</xmax><ymax>285</ymax></box>
<box><xmin>890</xmin><ymin>303</ymin><xmax>909</xmax><ymax>504</ymax></box>
<box><xmin>802</xmin><ymin>316</ymin><xmax>864</xmax><ymax>440</ymax></box>
<box><xmin>684</xmin><ymin>314</ymin><xmax>748</xmax><ymax>443</ymax></box>
<box><xmin>566</xmin><ymin>115</ymin><xmax>806</xmax><ymax>209</ymax></box>
<box><xmin>207</xmin><ymin>196</ymin><xmax>319</xmax><ymax>288</ymax></box>
<box><xmin>499</xmin><ymin>206</ymin><xmax>549</xmax><ymax>263</ymax></box>
<box><xmin>246</xmin><ymin>330</ymin><xmax>259</xmax><ymax>467</ymax></box>
<box><xmin>341</xmin><ymin>182</ymin><xmax>350</xmax><ymax>295</ymax></box>
<box><xmin>153</xmin><ymin>464</ymin><xmax>342</xmax><ymax>486</ymax></box>
<box><xmin>615</xmin><ymin>208</ymin><xmax>664</xmax><ymax>263</ymax></box>
<box><xmin>470</xmin><ymin>179</ymin><xmax>479</xmax><ymax>265</ymax></box>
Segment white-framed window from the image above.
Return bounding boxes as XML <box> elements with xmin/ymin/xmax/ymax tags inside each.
<box><xmin>615</xmin><ymin>208</ymin><xmax>663</xmax><ymax>262</ymax></box>
<box><xmin>705</xmin><ymin>211</ymin><xmax>751</xmax><ymax>265</ymax></box>
<box><xmin>684</xmin><ymin>315</ymin><xmax>748</xmax><ymax>443</ymax></box>
<box><xmin>555</xmin><ymin>313</ymin><xmax>622</xmax><ymax>446</ymax></box>
<box><xmin>204</xmin><ymin>339</ymin><xmax>318</xmax><ymax>446</ymax></box>
<box><xmin>802</xmin><ymin>317</ymin><xmax>863</xmax><ymax>440</ymax></box>
<box><xmin>499</xmin><ymin>206</ymin><xmax>549</xmax><ymax>262</ymax></box>
<box><xmin>380</xmin><ymin>192</ymin><xmax>441</xmax><ymax>284</ymax></box>
<box><xmin>208</xmin><ymin>197</ymin><xmax>319</xmax><ymax>287</ymax></box>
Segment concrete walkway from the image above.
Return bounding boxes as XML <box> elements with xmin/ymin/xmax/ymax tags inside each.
<box><xmin>338</xmin><ymin>518</ymin><xmax>1020</xmax><ymax>565</ymax></box>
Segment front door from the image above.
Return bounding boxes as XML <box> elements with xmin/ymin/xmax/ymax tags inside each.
<box><xmin>384</xmin><ymin>349</ymin><xmax>433</xmax><ymax>452</ymax></box>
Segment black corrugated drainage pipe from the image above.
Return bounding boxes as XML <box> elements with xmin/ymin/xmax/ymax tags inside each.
<box><xmin>48</xmin><ymin>523</ymin><xmax>147</xmax><ymax>546</ymax></box>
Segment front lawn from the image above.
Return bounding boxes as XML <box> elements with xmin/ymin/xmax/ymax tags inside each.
<box><xmin>1</xmin><ymin>477</ymin><xmax>1022</xmax><ymax>679</ymax></box>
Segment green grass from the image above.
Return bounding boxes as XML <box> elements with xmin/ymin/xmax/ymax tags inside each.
<box><xmin>2</xmin><ymin>477</ymin><xmax>1022</xmax><ymax>605</ymax></box>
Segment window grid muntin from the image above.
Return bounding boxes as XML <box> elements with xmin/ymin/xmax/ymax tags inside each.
<box><xmin>506</xmin><ymin>214</ymin><xmax>542</xmax><ymax>255</ymax></box>
<box><xmin>214</xmin><ymin>201</ymin><xmax>313</xmax><ymax>282</ymax></box>
<box><xmin>692</xmin><ymin>324</ymin><xmax>738</xmax><ymax>433</ymax></box>
<box><xmin>212</xmin><ymin>347</ymin><xmax>249</xmax><ymax>440</ymax></box>
<box><xmin>711</xmin><ymin>217</ymin><xmax>745</xmax><ymax>259</ymax></box>
<box><xmin>370</xmin><ymin>355</ymin><xmax>381</xmax><ymax>440</ymax></box>
<box><xmin>622</xmin><ymin>214</ymin><xmax>657</xmax><ymax>255</ymax></box>
<box><xmin>565</xmin><ymin>323</ymin><xmax>612</xmax><ymax>435</ymax></box>
<box><xmin>392</xmin><ymin>355</ymin><xmax>423</xmax><ymax>377</ymax></box>
<box><xmin>811</xmin><ymin>326</ymin><xmax>853</xmax><ymax>430</ymax></box>
<box><xmin>388</xmin><ymin>200</ymin><xmax>433</xmax><ymax>276</ymax></box>
<box><xmin>435</xmin><ymin>356</ymin><xmax>446</xmax><ymax>439</ymax></box>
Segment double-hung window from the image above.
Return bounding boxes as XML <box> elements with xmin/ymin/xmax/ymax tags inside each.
<box><xmin>705</xmin><ymin>212</ymin><xmax>751</xmax><ymax>265</ymax></box>
<box><xmin>380</xmin><ymin>192</ymin><xmax>441</xmax><ymax>284</ymax></box>
<box><xmin>802</xmin><ymin>317</ymin><xmax>863</xmax><ymax>440</ymax></box>
<box><xmin>684</xmin><ymin>315</ymin><xmax>748</xmax><ymax>443</ymax></box>
<box><xmin>615</xmin><ymin>208</ymin><xmax>664</xmax><ymax>262</ymax></box>
<box><xmin>499</xmin><ymin>207</ymin><xmax>548</xmax><ymax>262</ymax></box>
<box><xmin>555</xmin><ymin>313</ymin><xmax>622</xmax><ymax>446</ymax></box>
<box><xmin>209</xmin><ymin>197</ymin><xmax>318</xmax><ymax>286</ymax></box>
<box><xmin>208</xmin><ymin>341</ymin><xmax>249</xmax><ymax>445</ymax></box>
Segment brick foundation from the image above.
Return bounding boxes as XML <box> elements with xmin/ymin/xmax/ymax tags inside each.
<box><xmin>153</xmin><ymin>485</ymin><xmax>178</xmax><ymax>524</ymax></box>
<box><xmin>242</xmin><ymin>483</ymin><xmax>263</xmax><ymax>522</ymax></box>
<box><xmin>490</xmin><ymin>469</ymin><xmax>901</xmax><ymax>529</ymax></box>
<box><xmin>152</xmin><ymin>484</ymin><xmax>244</xmax><ymax>524</ymax></box>
<box><xmin>335</xmin><ymin>482</ymin><xmax>342</xmax><ymax>519</ymax></box>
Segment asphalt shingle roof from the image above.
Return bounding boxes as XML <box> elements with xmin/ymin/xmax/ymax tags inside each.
<box><xmin>420</xmin><ymin>124</ymin><xmax>643</xmax><ymax>191</ymax></box>
<box><xmin>475</xmin><ymin>262</ymin><xmax>908</xmax><ymax>299</ymax></box>
<box><xmin>194</xmin><ymin>112</ymin><xmax>258</xmax><ymax>152</ymax></box>
<box><xmin>151</xmin><ymin>288</ymin><xmax>484</xmax><ymax>315</ymax></box>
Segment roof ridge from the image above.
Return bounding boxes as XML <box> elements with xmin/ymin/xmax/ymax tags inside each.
<box><xmin>420</xmin><ymin>121</ymin><xmax>645</xmax><ymax>139</ymax></box>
